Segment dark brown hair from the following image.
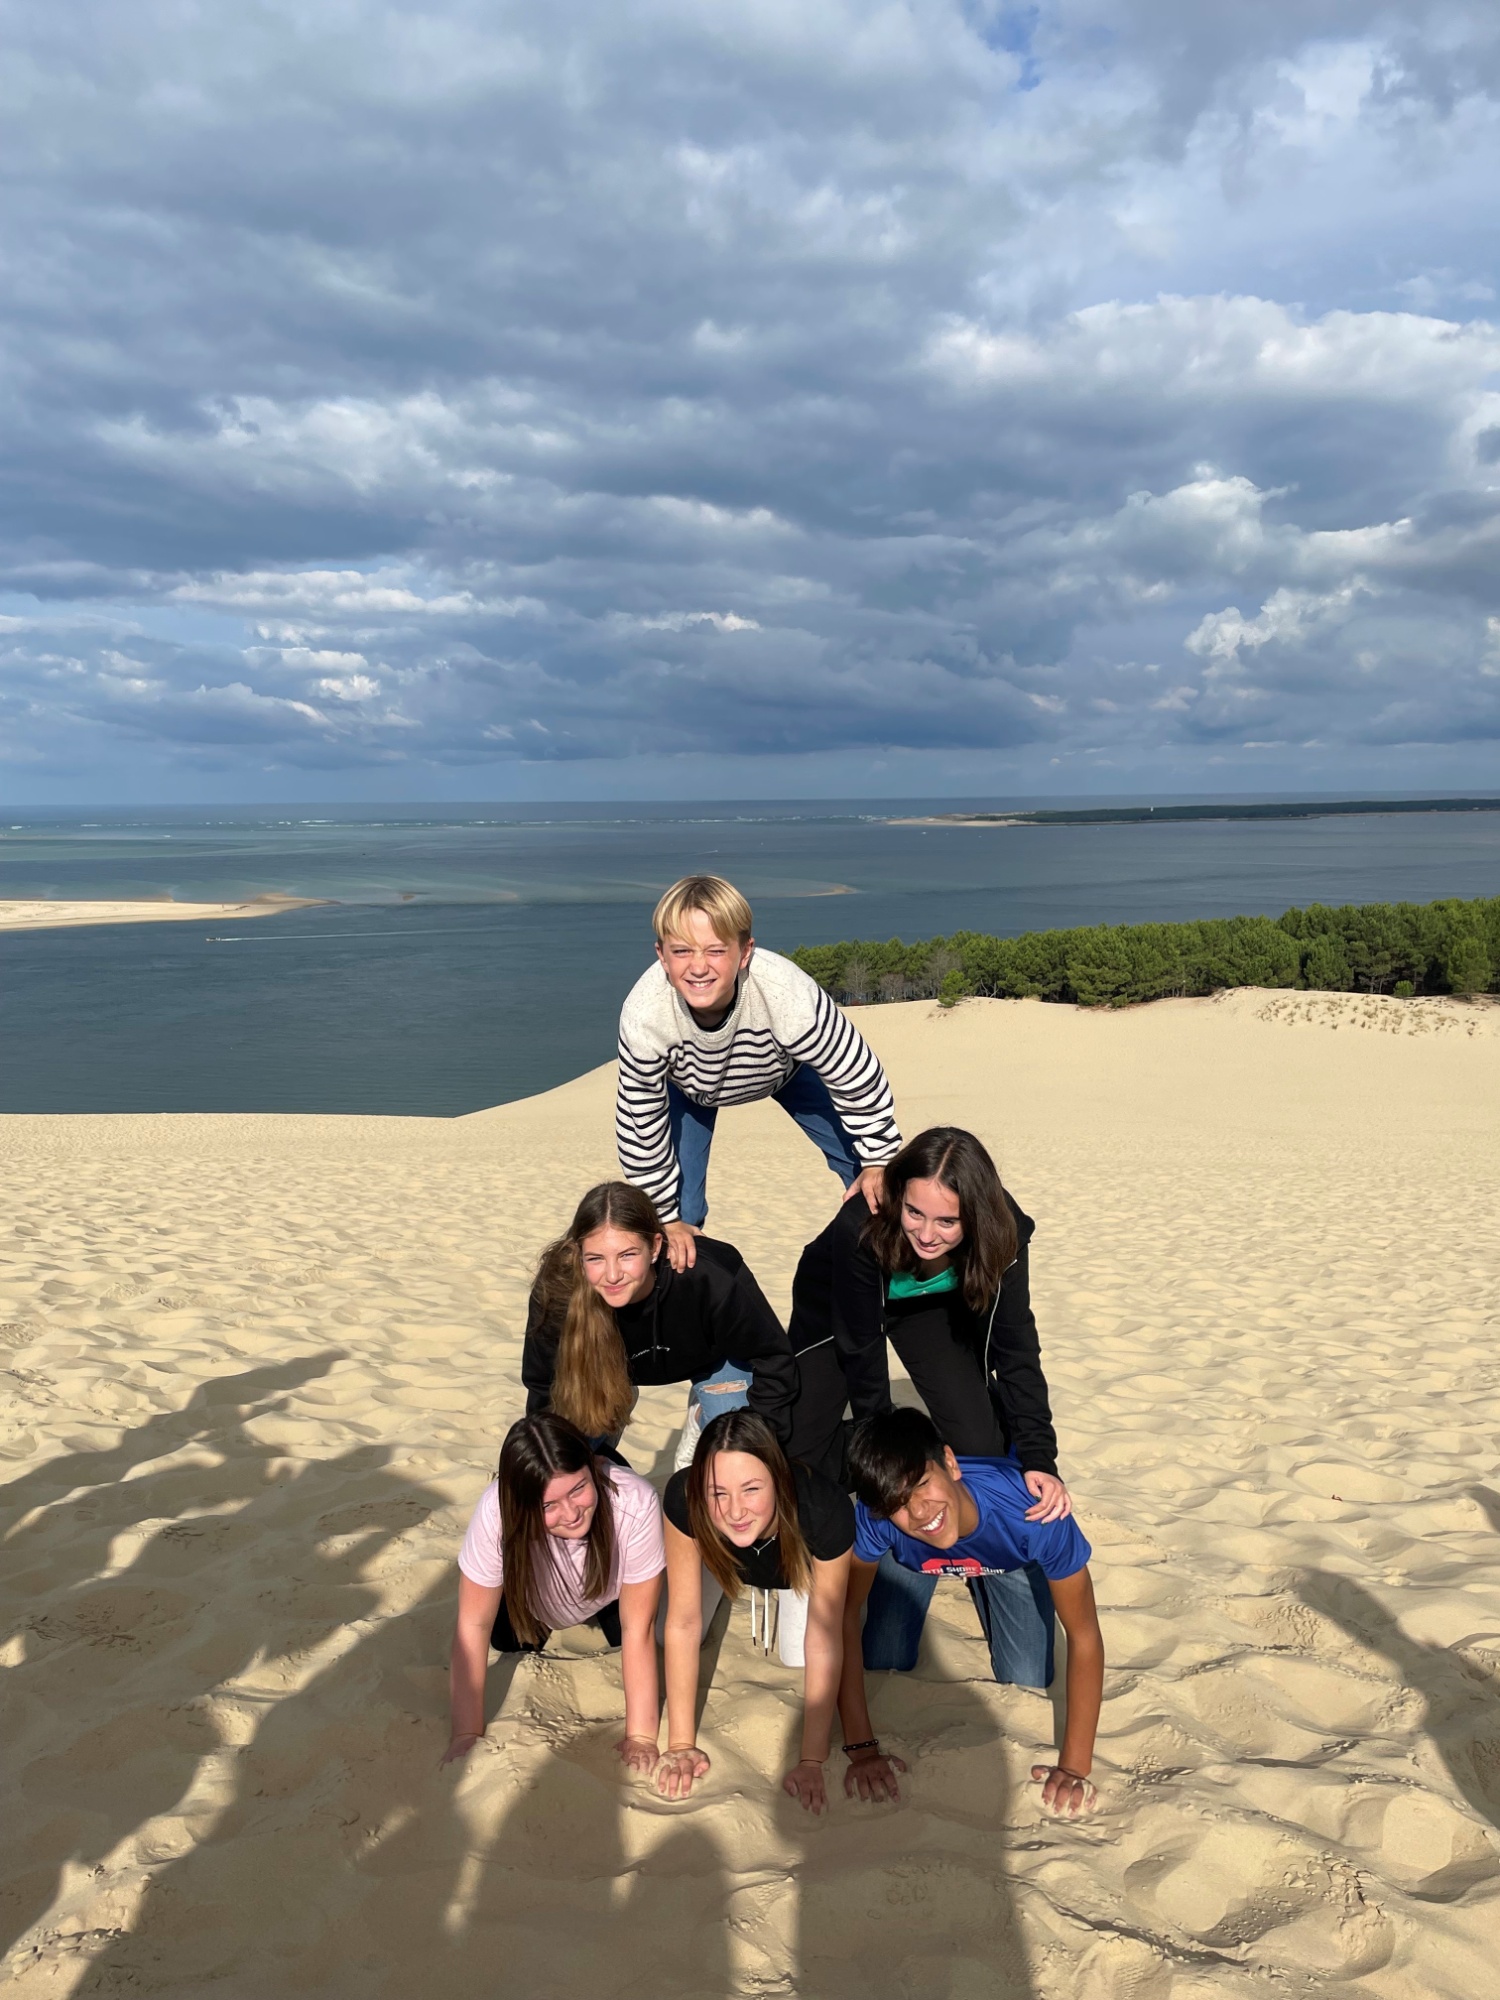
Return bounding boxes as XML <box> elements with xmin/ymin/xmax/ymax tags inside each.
<box><xmin>531</xmin><ymin>1181</ymin><xmax>663</xmax><ymax>1439</ymax></box>
<box><xmin>863</xmin><ymin>1126</ymin><xmax>1017</xmax><ymax>1312</ymax></box>
<box><xmin>497</xmin><ymin>1412</ymin><xmax>618</xmax><ymax>1647</ymax></box>
<box><xmin>847</xmin><ymin>1407</ymin><xmax>947</xmax><ymax>1519</ymax></box>
<box><xmin>684</xmin><ymin>1409</ymin><xmax>811</xmax><ymax>1601</ymax></box>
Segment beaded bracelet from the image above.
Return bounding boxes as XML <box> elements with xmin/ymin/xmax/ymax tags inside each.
<box><xmin>842</xmin><ymin>1738</ymin><xmax>880</xmax><ymax>1756</ymax></box>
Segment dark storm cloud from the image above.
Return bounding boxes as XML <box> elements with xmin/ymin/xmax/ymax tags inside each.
<box><xmin>2</xmin><ymin>0</ymin><xmax>1499</xmax><ymax>791</ymax></box>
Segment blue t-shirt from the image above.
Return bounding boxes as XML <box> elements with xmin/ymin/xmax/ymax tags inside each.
<box><xmin>854</xmin><ymin>1455</ymin><xmax>1091</xmax><ymax>1582</ymax></box>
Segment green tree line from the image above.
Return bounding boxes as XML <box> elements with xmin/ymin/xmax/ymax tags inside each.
<box><xmin>789</xmin><ymin>895</ymin><xmax>1500</xmax><ymax>1010</ymax></box>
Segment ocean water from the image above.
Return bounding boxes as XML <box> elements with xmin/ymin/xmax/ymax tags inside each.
<box><xmin>2</xmin><ymin>800</ymin><xmax>1498</xmax><ymax>1115</ymax></box>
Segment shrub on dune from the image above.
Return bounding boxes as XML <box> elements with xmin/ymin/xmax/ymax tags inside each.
<box><xmin>791</xmin><ymin>895</ymin><xmax>1500</xmax><ymax>1010</ymax></box>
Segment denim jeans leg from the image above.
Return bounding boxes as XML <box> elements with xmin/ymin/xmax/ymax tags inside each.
<box><xmin>691</xmin><ymin>1359</ymin><xmax>753</xmax><ymax>1419</ymax></box>
<box><xmin>771</xmin><ymin>1064</ymin><xmax>861</xmax><ymax>1189</ymax></box>
<box><xmin>666</xmin><ymin>1081</ymin><xmax>719</xmax><ymax>1226</ymax></box>
<box><xmin>968</xmin><ymin>1563</ymin><xmax>1056</xmax><ymax>1689</ymax></box>
<box><xmin>860</xmin><ymin>1552</ymin><xmax>939</xmax><ymax>1671</ymax></box>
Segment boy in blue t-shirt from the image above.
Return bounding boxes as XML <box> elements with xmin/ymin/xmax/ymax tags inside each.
<box><xmin>836</xmin><ymin>1407</ymin><xmax>1104</xmax><ymax>1817</ymax></box>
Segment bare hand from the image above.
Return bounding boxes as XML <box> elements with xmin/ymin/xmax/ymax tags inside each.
<box><xmin>440</xmin><ymin>1732</ymin><xmax>481</xmax><ymax>1768</ymax></box>
<box><xmin>843</xmin><ymin>1748</ymin><xmax>907</xmax><ymax>1802</ymax></box>
<box><xmin>664</xmin><ymin>1221</ymin><xmax>701</xmax><ymax>1272</ymax></box>
<box><xmin>842</xmin><ymin>1165</ymin><xmax>886</xmax><ymax>1213</ymax></box>
<box><xmin>1023</xmin><ymin>1472</ymin><xmax>1072</xmax><ymax>1523</ymax></box>
<box><xmin>656</xmin><ymin>1747</ymin><xmax>711</xmax><ymax>1799</ymax></box>
<box><xmin>783</xmin><ymin>1759</ymin><xmax>829</xmax><ymax>1814</ymax></box>
<box><xmin>1032</xmin><ymin>1764</ymin><xmax>1097</xmax><ymax>1817</ymax></box>
<box><xmin>615</xmin><ymin>1734</ymin><xmax>660</xmax><ymax>1776</ymax></box>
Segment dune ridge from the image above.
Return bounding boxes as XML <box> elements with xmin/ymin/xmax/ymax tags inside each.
<box><xmin>2</xmin><ymin>989</ymin><xmax>1498</xmax><ymax>1997</ymax></box>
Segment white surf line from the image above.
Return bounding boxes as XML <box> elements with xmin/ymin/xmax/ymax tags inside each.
<box><xmin>203</xmin><ymin>923</ymin><xmax>501</xmax><ymax>942</ymax></box>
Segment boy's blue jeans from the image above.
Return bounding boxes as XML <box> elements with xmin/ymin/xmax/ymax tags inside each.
<box><xmin>860</xmin><ymin>1550</ymin><xmax>1056</xmax><ymax>1688</ymax></box>
<box><xmin>667</xmin><ymin>1066</ymin><xmax>861</xmax><ymax>1228</ymax></box>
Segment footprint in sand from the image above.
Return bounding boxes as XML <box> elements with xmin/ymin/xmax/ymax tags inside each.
<box><xmin>1124</xmin><ymin>1818</ymin><xmax>1395</xmax><ymax>1977</ymax></box>
<box><xmin>1169</xmin><ymin>1655</ymin><xmax>1386</xmax><ymax>1760</ymax></box>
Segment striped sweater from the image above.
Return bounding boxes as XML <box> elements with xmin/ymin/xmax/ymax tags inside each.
<box><xmin>616</xmin><ymin>948</ymin><xmax>902</xmax><ymax>1222</ymax></box>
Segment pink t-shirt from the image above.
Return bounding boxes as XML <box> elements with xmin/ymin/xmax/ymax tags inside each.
<box><xmin>457</xmin><ymin>1465</ymin><xmax>665</xmax><ymax>1629</ymax></box>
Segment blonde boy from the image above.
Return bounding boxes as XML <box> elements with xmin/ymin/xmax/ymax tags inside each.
<box><xmin>616</xmin><ymin>875</ymin><xmax>901</xmax><ymax>1272</ymax></box>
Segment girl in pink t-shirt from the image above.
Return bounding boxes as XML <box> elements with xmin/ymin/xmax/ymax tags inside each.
<box><xmin>444</xmin><ymin>1413</ymin><xmax>665</xmax><ymax>1774</ymax></box>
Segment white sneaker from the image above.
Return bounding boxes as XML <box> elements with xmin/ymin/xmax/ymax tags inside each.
<box><xmin>776</xmin><ymin>1588</ymin><xmax>809</xmax><ymax>1667</ymax></box>
<box><xmin>673</xmin><ymin>1397</ymin><xmax>703</xmax><ymax>1473</ymax></box>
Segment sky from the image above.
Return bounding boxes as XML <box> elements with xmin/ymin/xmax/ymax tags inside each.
<box><xmin>2</xmin><ymin>0</ymin><xmax>1499</xmax><ymax>804</ymax></box>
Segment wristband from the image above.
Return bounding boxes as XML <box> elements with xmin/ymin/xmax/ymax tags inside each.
<box><xmin>842</xmin><ymin>1738</ymin><xmax>880</xmax><ymax>1756</ymax></box>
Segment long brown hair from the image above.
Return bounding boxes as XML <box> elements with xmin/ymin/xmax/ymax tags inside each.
<box><xmin>531</xmin><ymin>1181</ymin><xmax>662</xmax><ymax>1439</ymax></box>
<box><xmin>497</xmin><ymin>1412</ymin><xmax>618</xmax><ymax>1647</ymax></box>
<box><xmin>864</xmin><ymin>1126</ymin><xmax>1017</xmax><ymax>1313</ymax></box>
<box><xmin>684</xmin><ymin>1409</ymin><xmax>811</xmax><ymax>1601</ymax></box>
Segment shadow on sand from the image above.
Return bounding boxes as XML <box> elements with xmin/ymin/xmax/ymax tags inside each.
<box><xmin>1298</xmin><ymin>1569</ymin><xmax>1500</xmax><ymax>1838</ymax></box>
<box><xmin>5</xmin><ymin>1369</ymin><xmax>1040</xmax><ymax>1998</ymax></box>
<box><xmin>2</xmin><ymin>1355</ymin><xmax>359</xmax><ymax>1967</ymax></box>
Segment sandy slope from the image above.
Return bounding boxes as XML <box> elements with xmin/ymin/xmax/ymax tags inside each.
<box><xmin>2</xmin><ymin>990</ymin><xmax>1498</xmax><ymax>1999</ymax></box>
<box><xmin>0</xmin><ymin>897</ymin><xmax>322</xmax><ymax>932</ymax></box>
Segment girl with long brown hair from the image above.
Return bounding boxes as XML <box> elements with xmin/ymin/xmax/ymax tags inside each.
<box><xmin>657</xmin><ymin>1410</ymin><xmax>853</xmax><ymax>1813</ymax></box>
<box><xmin>520</xmin><ymin>1179</ymin><xmax>799</xmax><ymax>1450</ymax></box>
<box><xmin>784</xmin><ymin>1126</ymin><xmax>1070</xmax><ymax>1711</ymax></box>
<box><xmin>443</xmin><ymin>1412</ymin><xmax>665</xmax><ymax>1773</ymax></box>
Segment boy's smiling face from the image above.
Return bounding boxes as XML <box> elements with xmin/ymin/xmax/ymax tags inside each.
<box><xmin>887</xmin><ymin>1449</ymin><xmax>973</xmax><ymax>1549</ymax></box>
<box><xmin>657</xmin><ymin>908</ymin><xmax>753</xmax><ymax>1019</ymax></box>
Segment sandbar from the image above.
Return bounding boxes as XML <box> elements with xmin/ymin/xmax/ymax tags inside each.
<box><xmin>0</xmin><ymin>894</ymin><xmax>325</xmax><ymax>932</ymax></box>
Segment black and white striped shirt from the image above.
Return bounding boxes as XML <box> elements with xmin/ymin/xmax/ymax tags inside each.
<box><xmin>616</xmin><ymin>948</ymin><xmax>902</xmax><ymax>1222</ymax></box>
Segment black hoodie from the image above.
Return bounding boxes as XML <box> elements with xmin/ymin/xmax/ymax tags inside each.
<box><xmin>785</xmin><ymin>1192</ymin><xmax>1058</xmax><ymax>1475</ymax></box>
<box><xmin>521</xmin><ymin>1236</ymin><xmax>797</xmax><ymax>1440</ymax></box>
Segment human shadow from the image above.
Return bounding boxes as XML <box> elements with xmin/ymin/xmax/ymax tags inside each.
<box><xmin>793</xmin><ymin>1606</ymin><xmax>1042</xmax><ymax>2000</ymax></box>
<box><xmin>1</xmin><ymin>1353</ymin><xmax>340</xmax><ymax>1543</ymax></box>
<box><xmin>43</xmin><ymin>1546</ymin><xmax>1040</xmax><ymax>1999</ymax></box>
<box><xmin>1298</xmin><ymin>1571</ymin><xmax>1500</xmax><ymax>1835</ymax></box>
<box><xmin>10</xmin><ymin>1359</ymin><xmax>1040</xmax><ymax>1998</ymax></box>
<box><xmin>69</xmin><ymin>1551</ymin><xmax>457</xmax><ymax>1999</ymax></box>
<box><xmin>1</xmin><ymin>1360</ymin><xmax>450</xmax><ymax>1983</ymax></box>
<box><xmin>398</xmin><ymin>1713</ymin><xmax>740</xmax><ymax>2000</ymax></box>
<box><xmin>70</xmin><ymin>1589</ymin><xmax>737</xmax><ymax>1999</ymax></box>
<box><xmin>351</xmin><ymin>1547</ymin><xmax>738</xmax><ymax>1999</ymax></box>
<box><xmin>1467</xmin><ymin>1486</ymin><xmax>1500</xmax><ymax>1536</ymax></box>
<box><xmin>0</xmin><ymin>1356</ymin><xmax>347</xmax><ymax>1965</ymax></box>
<box><xmin>40</xmin><ymin>1392</ymin><xmax>735</xmax><ymax>2000</ymax></box>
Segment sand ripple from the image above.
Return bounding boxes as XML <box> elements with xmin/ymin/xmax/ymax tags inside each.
<box><xmin>2</xmin><ymin>990</ymin><xmax>1498</xmax><ymax>1996</ymax></box>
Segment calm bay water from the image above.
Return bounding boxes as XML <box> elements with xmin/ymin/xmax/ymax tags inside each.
<box><xmin>3</xmin><ymin>800</ymin><xmax>1497</xmax><ymax>1115</ymax></box>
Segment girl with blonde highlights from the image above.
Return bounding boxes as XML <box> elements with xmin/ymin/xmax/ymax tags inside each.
<box><xmin>521</xmin><ymin>1180</ymin><xmax>799</xmax><ymax>1455</ymax></box>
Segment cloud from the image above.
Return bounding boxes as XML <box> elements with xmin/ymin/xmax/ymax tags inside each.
<box><xmin>2</xmin><ymin>0</ymin><xmax>1500</xmax><ymax>794</ymax></box>
<box><xmin>1185</xmin><ymin>583</ymin><xmax>1376</xmax><ymax>666</ymax></box>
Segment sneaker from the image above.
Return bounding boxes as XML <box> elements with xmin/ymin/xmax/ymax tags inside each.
<box><xmin>673</xmin><ymin>1397</ymin><xmax>703</xmax><ymax>1473</ymax></box>
<box><xmin>776</xmin><ymin>1587</ymin><xmax>809</xmax><ymax>1667</ymax></box>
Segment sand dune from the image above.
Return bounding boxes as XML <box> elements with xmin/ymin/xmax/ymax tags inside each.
<box><xmin>2</xmin><ymin>989</ymin><xmax>1498</xmax><ymax>1997</ymax></box>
